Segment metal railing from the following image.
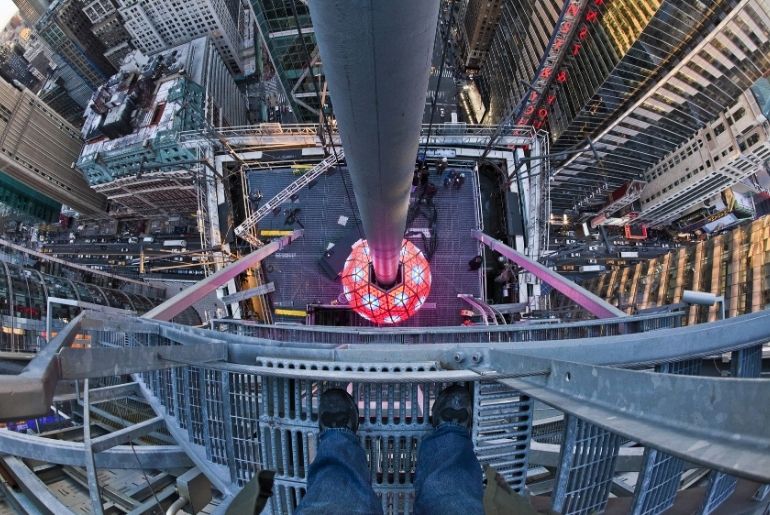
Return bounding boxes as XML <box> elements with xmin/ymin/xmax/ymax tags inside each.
<box><xmin>209</xmin><ymin>310</ymin><xmax>684</xmax><ymax>344</ymax></box>
<box><xmin>2</xmin><ymin>309</ymin><xmax>769</xmax><ymax>515</ymax></box>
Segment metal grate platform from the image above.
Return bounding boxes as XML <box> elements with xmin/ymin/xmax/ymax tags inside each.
<box><xmin>248</xmin><ymin>166</ymin><xmax>483</xmax><ymax>326</ymax></box>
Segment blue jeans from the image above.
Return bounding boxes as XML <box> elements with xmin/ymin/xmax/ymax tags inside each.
<box><xmin>296</xmin><ymin>424</ymin><xmax>484</xmax><ymax>515</ymax></box>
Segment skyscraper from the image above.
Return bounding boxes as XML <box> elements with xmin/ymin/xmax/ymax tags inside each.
<box><xmin>476</xmin><ymin>0</ymin><xmax>562</xmax><ymax>124</ymax></box>
<box><xmin>12</xmin><ymin>0</ymin><xmax>50</xmax><ymax>25</ymax></box>
<box><xmin>0</xmin><ymin>77</ymin><xmax>107</xmax><ymax>215</ymax></box>
<box><xmin>36</xmin><ymin>0</ymin><xmax>117</xmax><ymax>90</ymax></box>
<box><xmin>550</xmin><ymin>0</ymin><xmax>770</xmax><ymax>213</ymax></box>
<box><xmin>461</xmin><ymin>0</ymin><xmax>504</xmax><ymax>73</ymax></box>
<box><xmin>249</xmin><ymin>0</ymin><xmax>322</xmax><ymax>121</ymax></box>
<box><xmin>116</xmin><ymin>0</ymin><xmax>244</xmax><ymax>75</ymax></box>
<box><xmin>81</xmin><ymin>0</ymin><xmax>134</xmax><ymax>69</ymax></box>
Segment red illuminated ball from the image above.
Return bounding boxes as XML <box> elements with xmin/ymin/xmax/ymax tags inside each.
<box><xmin>341</xmin><ymin>239</ymin><xmax>431</xmax><ymax>324</ymax></box>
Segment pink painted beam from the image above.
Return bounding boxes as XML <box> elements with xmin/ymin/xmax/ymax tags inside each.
<box><xmin>473</xmin><ymin>230</ymin><xmax>625</xmax><ymax>319</ymax></box>
<box><xmin>143</xmin><ymin>231</ymin><xmax>303</xmax><ymax>321</ymax></box>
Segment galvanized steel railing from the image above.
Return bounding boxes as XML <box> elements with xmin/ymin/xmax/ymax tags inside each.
<box><xmin>5</xmin><ymin>310</ymin><xmax>768</xmax><ymax>515</ymax></box>
<box><xmin>209</xmin><ymin>310</ymin><xmax>684</xmax><ymax>344</ymax></box>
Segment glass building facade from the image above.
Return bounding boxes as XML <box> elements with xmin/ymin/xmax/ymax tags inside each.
<box><xmin>249</xmin><ymin>0</ymin><xmax>322</xmax><ymax>121</ymax></box>
<box><xmin>550</xmin><ymin>0</ymin><xmax>770</xmax><ymax>212</ymax></box>
<box><xmin>576</xmin><ymin>215</ymin><xmax>770</xmax><ymax>324</ymax></box>
<box><xmin>477</xmin><ymin>0</ymin><xmax>562</xmax><ymax>125</ymax></box>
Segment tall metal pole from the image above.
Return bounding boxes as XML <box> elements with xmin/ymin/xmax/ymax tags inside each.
<box><xmin>308</xmin><ymin>0</ymin><xmax>440</xmax><ymax>286</ymax></box>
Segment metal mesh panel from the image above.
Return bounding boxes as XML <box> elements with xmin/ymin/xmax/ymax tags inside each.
<box><xmin>203</xmin><ymin>368</ymin><xmax>229</xmax><ymax>467</ymax></box>
<box><xmin>551</xmin><ymin>416</ymin><xmax>621</xmax><ymax>515</ymax></box>
<box><xmin>631</xmin><ymin>358</ymin><xmax>701</xmax><ymax>514</ymax></box>
<box><xmin>699</xmin><ymin>471</ymin><xmax>737</xmax><ymax>515</ymax></box>
<box><xmin>258</xmin><ymin>373</ymin><xmax>320</xmax><ymax>514</ymax></box>
<box><xmin>631</xmin><ymin>449</ymin><xmax>684</xmax><ymax>515</ymax></box>
<box><xmin>472</xmin><ymin>381</ymin><xmax>532</xmax><ymax>492</ymax></box>
<box><xmin>186</xmin><ymin>367</ymin><xmax>206</xmax><ymax>446</ymax></box>
<box><xmin>731</xmin><ymin>344</ymin><xmax>762</xmax><ymax>378</ymax></box>
<box><xmin>660</xmin><ymin>358</ymin><xmax>703</xmax><ymax>376</ymax></box>
<box><xmin>158</xmin><ymin>368</ymin><xmax>174</xmax><ymax>416</ymax></box>
<box><xmin>532</xmin><ymin>418</ymin><xmax>566</xmax><ymax>444</ymax></box>
<box><xmin>271</xmin><ymin>483</ymin><xmax>306</xmax><ymax>515</ymax></box>
<box><xmin>173</xmin><ymin>368</ymin><xmax>187</xmax><ymax>429</ymax></box>
<box><xmin>229</xmin><ymin>372</ymin><xmax>261</xmax><ymax>486</ymax></box>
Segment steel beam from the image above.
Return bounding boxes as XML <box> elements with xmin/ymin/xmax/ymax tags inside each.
<box><xmin>90</xmin><ymin>416</ymin><xmax>165</xmax><ymax>453</ymax></box>
<box><xmin>0</xmin><ymin>313</ymin><xmax>84</xmax><ymax>421</ymax></box>
<box><xmin>54</xmin><ymin>382</ymin><xmax>141</xmax><ymax>403</ymax></box>
<box><xmin>142</xmin><ymin>230</ymin><xmax>302</xmax><ymax>321</ymax></box>
<box><xmin>308</xmin><ymin>0</ymin><xmax>440</xmax><ymax>285</ymax></box>
<box><xmin>0</xmin><ymin>430</ymin><xmax>192</xmax><ymax>469</ymax></box>
<box><xmin>83</xmin><ymin>379</ymin><xmax>105</xmax><ymax>515</ymax></box>
<box><xmin>487</xmin><ymin>351</ymin><xmax>770</xmax><ymax>482</ymax></box>
<box><xmin>473</xmin><ymin>230</ymin><xmax>626</xmax><ymax>318</ymax></box>
<box><xmin>58</xmin><ymin>342</ymin><xmax>227</xmax><ymax>379</ymax></box>
<box><xmin>0</xmin><ymin>457</ymin><xmax>76</xmax><ymax>515</ymax></box>
<box><xmin>220</xmin><ymin>282</ymin><xmax>276</xmax><ymax>304</ymax></box>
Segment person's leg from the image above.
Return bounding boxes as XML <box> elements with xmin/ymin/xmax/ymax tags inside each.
<box><xmin>296</xmin><ymin>389</ymin><xmax>382</xmax><ymax>515</ymax></box>
<box><xmin>413</xmin><ymin>385</ymin><xmax>483</xmax><ymax>515</ymax></box>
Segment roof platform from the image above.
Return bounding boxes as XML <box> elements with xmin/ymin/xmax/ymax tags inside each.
<box><xmin>248</xmin><ymin>163</ymin><xmax>484</xmax><ymax>326</ymax></box>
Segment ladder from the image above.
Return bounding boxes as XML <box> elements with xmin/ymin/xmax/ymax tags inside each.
<box><xmin>235</xmin><ymin>149</ymin><xmax>344</xmax><ymax>246</ymax></box>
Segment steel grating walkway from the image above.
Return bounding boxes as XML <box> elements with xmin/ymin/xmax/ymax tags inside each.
<box><xmin>2</xmin><ymin>311</ymin><xmax>770</xmax><ymax>515</ymax></box>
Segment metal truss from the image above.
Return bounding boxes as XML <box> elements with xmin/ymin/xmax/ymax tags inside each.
<box><xmin>1</xmin><ymin>308</ymin><xmax>768</xmax><ymax>513</ymax></box>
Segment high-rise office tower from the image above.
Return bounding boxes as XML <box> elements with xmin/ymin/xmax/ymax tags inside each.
<box><xmin>81</xmin><ymin>0</ymin><xmax>134</xmax><ymax>69</ymax></box>
<box><xmin>12</xmin><ymin>0</ymin><xmax>50</xmax><ymax>25</ymax></box>
<box><xmin>36</xmin><ymin>0</ymin><xmax>117</xmax><ymax>90</ymax></box>
<box><xmin>461</xmin><ymin>0</ymin><xmax>504</xmax><ymax>73</ymax></box>
<box><xmin>115</xmin><ymin>0</ymin><xmax>244</xmax><ymax>75</ymax></box>
<box><xmin>0</xmin><ymin>45</ymin><xmax>38</xmax><ymax>89</ymax></box>
<box><xmin>0</xmin><ymin>77</ymin><xmax>107</xmax><ymax>215</ymax></box>
<box><xmin>476</xmin><ymin>0</ymin><xmax>562</xmax><ymax>125</ymax></box>
<box><xmin>550</xmin><ymin>0</ymin><xmax>770</xmax><ymax>214</ymax></box>
<box><xmin>37</xmin><ymin>75</ymin><xmax>85</xmax><ymax>126</ymax></box>
<box><xmin>249</xmin><ymin>0</ymin><xmax>322</xmax><ymax>121</ymax></box>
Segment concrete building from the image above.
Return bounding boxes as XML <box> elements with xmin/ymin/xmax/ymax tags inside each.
<box><xmin>0</xmin><ymin>172</ymin><xmax>61</xmax><ymax>222</ymax></box>
<box><xmin>81</xmin><ymin>0</ymin><xmax>134</xmax><ymax>69</ymax></box>
<box><xmin>36</xmin><ymin>0</ymin><xmax>117</xmax><ymax>90</ymax></box>
<box><xmin>582</xmin><ymin>214</ymin><xmax>770</xmax><ymax>323</ymax></box>
<box><xmin>77</xmin><ymin>37</ymin><xmax>246</xmax><ymax>216</ymax></box>
<box><xmin>461</xmin><ymin>0</ymin><xmax>504</xmax><ymax>72</ymax></box>
<box><xmin>637</xmin><ymin>79</ymin><xmax>770</xmax><ymax>226</ymax></box>
<box><xmin>12</xmin><ymin>0</ymin><xmax>50</xmax><ymax>25</ymax></box>
<box><xmin>116</xmin><ymin>0</ymin><xmax>244</xmax><ymax>75</ymax></box>
<box><xmin>0</xmin><ymin>77</ymin><xmax>106</xmax><ymax>215</ymax></box>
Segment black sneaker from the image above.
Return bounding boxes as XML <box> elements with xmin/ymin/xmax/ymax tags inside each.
<box><xmin>319</xmin><ymin>388</ymin><xmax>359</xmax><ymax>433</ymax></box>
<box><xmin>431</xmin><ymin>385</ymin><xmax>472</xmax><ymax>428</ymax></box>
